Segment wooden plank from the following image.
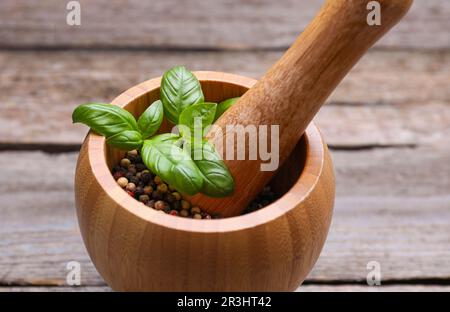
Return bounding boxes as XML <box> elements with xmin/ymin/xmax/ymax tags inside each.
<box><xmin>0</xmin><ymin>148</ymin><xmax>449</xmax><ymax>286</ymax></box>
<box><xmin>0</xmin><ymin>286</ymin><xmax>111</xmax><ymax>292</ymax></box>
<box><xmin>1</xmin><ymin>285</ymin><xmax>449</xmax><ymax>292</ymax></box>
<box><xmin>297</xmin><ymin>285</ymin><xmax>450</xmax><ymax>292</ymax></box>
<box><xmin>0</xmin><ymin>50</ymin><xmax>449</xmax><ymax>147</ymax></box>
<box><xmin>0</xmin><ymin>0</ymin><xmax>449</xmax><ymax>50</ymax></box>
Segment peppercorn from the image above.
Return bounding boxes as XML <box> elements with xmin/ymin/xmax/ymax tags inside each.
<box><xmin>134</xmin><ymin>186</ymin><xmax>144</xmax><ymax>198</ymax></box>
<box><xmin>181</xmin><ymin>200</ymin><xmax>191</xmax><ymax>210</ymax></box>
<box><xmin>135</xmin><ymin>155</ymin><xmax>142</xmax><ymax>163</ymax></box>
<box><xmin>143</xmin><ymin>186</ymin><xmax>153</xmax><ymax>195</ymax></box>
<box><xmin>127</xmin><ymin>165</ymin><xmax>137</xmax><ymax>175</ymax></box>
<box><xmin>126</xmin><ymin>182</ymin><xmax>136</xmax><ymax>192</ymax></box>
<box><xmin>113</xmin><ymin>171</ymin><xmax>125</xmax><ymax>180</ymax></box>
<box><xmin>117</xmin><ymin>177</ymin><xmax>128</xmax><ymax>188</ymax></box>
<box><xmin>172</xmin><ymin>201</ymin><xmax>181</xmax><ymax>211</ymax></box>
<box><xmin>141</xmin><ymin>172</ymin><xmax>151</xmax><ymax>184</ymax></box>
<box><xmin>129</xmin><ymin>176</ymin><xmax>140</xmax><ymax>185</ymax></box>
<box><xmin>193</xmin><ymin>213</ymin><xmax>202</xmax><ymax>219</ymax></box>
<box><xmin>125</xmin><ymin>172</ymin><xmax>134</xmax><ymax>180</ymax></box>
<box><xmin>120</xmin><ymin>158</ymin><xmax>131</xmax><ymax>168</ymax></box>
<box><xmin>146</xmin><ymin>200</ymin><xmax>156</xmax><ymax>208</ymax></box>
<box><xmin>179</xmin><ymin>209</ymin><xmax>189</xmax><ymax>217</ymax></box>
<box><xmin>157</xmin><ymin>183</ymin><xmax>168</xmax><ymax>193</ymax></box>
<box><xmin>154</xmin><ymin>200</ymin><xmax>166</xmax><ymax>210</ymax></box>
<box><xmin>191</xmin><ymin>206</ymin><xmax>201</xmax><ymax>214</ymax></box>
<box><xmin>139</xmin><ymin>195</ymin><xmax>150</xmax><ymax>203</ymax></box>
<box><xmin>154</xmin><ymin>176</ymin><xmax>162</xmax><ymax>185</ymax></box>
<box><xmin>165</xmin><ymin>193</ymin><xmax>176</xmax><ymax>204</ymax></box>
<box><xmin>136</xmin><ymin>172</ymin><xmax>142</xmax><ymax>179</ymax></box>
<box><xmin>127</xmin><ymin>150</ymin><xmax>138</xmax><ymax>157</ymax></box>
<box><xmin>172</xmin><ymin>192</ymin><xmax>181</xmax><ymax>201</ymax></box>
<box><xmin>127</xmin><ymin>191</ymin><xmax>135</xmax><ymax>198</ymax></box>
<box><xmin>203</xmin><ymin>214</ymin><xmax>212</xmax><ymax>219</ymax></box>
<box><xmin>168</xmin><ymin>184</ymin><xmax>176</xmax><ymax>191</ymax></box>
<box><xmin>152</xmin><ymin>191</ymin><xmax>162</xmax><ymax>200</ymax></box>
<box><xmin>169</xmin><ymin>210</ymin><xmax>178</xmax><ymax>216</ymax></box>
<box><xmin>136</xmin><ymin>163</ymin><xmax>146</xmax><ymax>172</ymax></box>
<box><xmin>148</xmin><ymin>180</ymin><xmax>156</xmax><ymax>188</ymax></box>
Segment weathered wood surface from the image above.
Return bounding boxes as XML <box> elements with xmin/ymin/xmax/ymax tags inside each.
<box><xmin>0</xmin><ymin>0</ymin><xmax>449</xmax><ymax>50</ymax></box>
<box><xmin>0</xmin><ymin>147</ymin><xmax>449</xmax><ymax>287</ymax></box>
<box><xmin>1</xmin><ymin>285</ymin><xmax>450</xmax><ymax>292</ymax></box>
<box><xmin>0</xmin><ymin>50</ymin><xmax>449</xmax><ymax>147</ymax></box>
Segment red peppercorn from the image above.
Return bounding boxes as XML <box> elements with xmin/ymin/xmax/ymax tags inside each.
<box><xmin>169</xmin><ymin>210</ymin><xmax>178</xmax><ymax>216</ymax></box>
<box><xmin>127</xmin><ymin>191</ymin><xmax>135</xmax><ymax>197</ymax></box>
<box><xmin>113</xmin><ymin>171</ymin><xmax>125</xmax><ymax>180</ymax></box>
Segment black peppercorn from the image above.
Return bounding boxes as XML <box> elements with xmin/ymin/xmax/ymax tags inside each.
<box><xmin>152</xmin><ymin>191</ymin><xmax>162</xmax><ymax>200</ymax></box>
<box><xmin>136</xmin><ymin>163</ymin><xmax>146</xmax><ymax>172</ymax></box>
<box><xmin>134</xmin><ymin>186</ymin><xmax>144</xmax><ymax>198</ymax></box>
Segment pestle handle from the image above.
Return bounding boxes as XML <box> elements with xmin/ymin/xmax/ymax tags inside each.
<box><xmin>192</xmin><ymin>0</ymin><xmax>413</xmax><ymax>217</ymax></box>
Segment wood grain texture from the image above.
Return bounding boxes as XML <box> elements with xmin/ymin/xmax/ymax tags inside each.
<box><xmin>0</xmin><ymin>0</ymin><xmax>448</xmax><ymax>49</ymax></box>
<box><xmin>1</xmin><ymin>285</ymin><xmax>450</xmax><ymax>292</ymax></box>
<box><xmin>0</xmin><ymin>145</ymin><xmax>449</xmax><ymax>286</ymax></box>
<box><xmin>1</xmin><ymin>49</ymin><xmax>448</xmax><ymax>147</ymax></box>
<box><xmin>298</xmin><ymin>285</ymin><xmax>450</xmax><ymax>292</ymax></box>
<box><xmin>194</xmin><ymin>0</ymin><xmax>412</xmax><ymax>215</ymax></box>
<box><xmin>74</xmin><ymin>73</ymin><xmax>335</xmax><ymax>290</ymax></box>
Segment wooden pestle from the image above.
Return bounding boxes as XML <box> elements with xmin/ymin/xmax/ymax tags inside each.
<box><xmin>190</xmin><ymin>0</ymin><xmax>413</xmax><ymax>217</ymax></box>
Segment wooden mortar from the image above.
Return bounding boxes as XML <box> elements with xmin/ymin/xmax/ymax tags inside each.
<box><xmin>75</xmin><ymin>72</ymin><xmax>334</xmax><ymax>291</ymax></box>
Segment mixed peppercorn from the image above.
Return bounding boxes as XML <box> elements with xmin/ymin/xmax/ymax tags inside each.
<box><xmin>112</xmin><ymin>150</ymin><xmax>277</xmax><ymax>219</ymax></box>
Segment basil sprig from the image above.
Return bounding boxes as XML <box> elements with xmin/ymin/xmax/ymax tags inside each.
<box><xmin>72</xmin><ymin>66</ymin><xmax>240</xmax><ymax>198</ymax></box>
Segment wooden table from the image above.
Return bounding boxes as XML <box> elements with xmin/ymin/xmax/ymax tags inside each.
<box><xmin>0</xmin><ymin>0</ymin><xmax>449</xmax><ymax>292</ymax></box>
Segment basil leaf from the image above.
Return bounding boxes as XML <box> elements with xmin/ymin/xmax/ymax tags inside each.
<box><xmin>186</xmin><ymin>140</ymin><xmax>234</xmax><ymax>197</ymax></box>
<box><xmin>160</xmin><ymin>66</ymin><xmax>204</xmax><ymax>124</ymax></box>
<box><xmin>214</xmin><ymin>97</ymin><xmax>239</xmax><ymax>121</ymax></box>
<box><xmin>106</xmin><ymin>130</ymin><xmax>143</xmax><ymax>151</ymax></box>
<box><xmin>141</xmin><ymin>136</ymin><xmax>203</xmax><ymax>195</ymax></box>
<box><xmin>179</xmin><ymin>102</ymin><xmax>217</xmax><ymax>138</ymax></box>
<box><xmin>151</xmin><ymin>133</ymin><xmax>180</xmax><ymax>143</ymax></box>
<box><xmin>72</xmin><ymin>103</ymin><xmax>138</xmax><ymax>137</ymax></box>
<box><xmin>137</xmin><ymin>100</ymin><xmax>163</xmax><ymax>139</ymax></box>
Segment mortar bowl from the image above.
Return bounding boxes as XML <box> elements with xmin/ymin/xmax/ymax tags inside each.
<box><xmin>74</xmin><ymin>71</ymin><xmax>335</xmax><ymax>291</ymax></box>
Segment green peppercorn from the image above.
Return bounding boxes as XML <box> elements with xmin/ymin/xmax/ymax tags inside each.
<box><xmin>157</xmin><ymin>183</ymin><xmax>168</xmax><ymax>193</ymax></box>
<box><xmin>172</xmin><ymin>192</ymin><xmax>181</xmax><ymax>201</ymax></box>
<box><xmin>143</xmin><ymin>186</ymin><xmax>153</xmax><ymax>195</ymax></box>
<box><xmin>139</xmin><ymin>195</ymin><xmax>150</xmax><ymax>203</ymax></box>
<box><xmin>193</xmin><ymin>213</ymin><xmax>202</xmax><ymax>220</ymax></box>
<box><xmin>191</xmin><ymin>206</ymin><xmax>201</xmax><ymax>214</ymax></box>
<box><xmin>141</xmin><ymin>169</ymin><xmax>150</xmax><ymax>175</ymax></box>
<box><xmin>154</xmin><ymin>200</ymin><xmax>166</xmax><ymax>210</ymax></box>
<box><xmin>179</xmin><ymin>209</ymin><xmax>189</xmax><ymax>217</ymax></box>
<box><xmin>181</xmin><ymin>200</ymin><xmax>191</xmax><ymax>210</ymax></box>
<box><xmin>120</xmin><ymin>158</ymin><xmax>131</xmax><ymax>168</ymax></box>
<box><xmin>117</xmin><ymin>177</ymin><xmax>128</xmax><ymax>188</ymax></box>
<box><xmin>126</xmin><ymin>182</ymin><xmax>136</xmax><ymax>192</ymax></box>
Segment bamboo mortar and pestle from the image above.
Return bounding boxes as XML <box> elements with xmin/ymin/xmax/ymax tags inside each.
<box><xmin>75</xmin><ymin>0</ymin><xmax>412</xmax><ymax>291</ymax></box>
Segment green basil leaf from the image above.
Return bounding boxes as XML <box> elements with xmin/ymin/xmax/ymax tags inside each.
<box><xmin>151</xmin><ymin>133</ymin><xmax>180</xmax><ymax>143</ymax></box>
<box><xmin>160</xmin><ymin>66</ymin><xmax>204</xmax><ymax>124</ymax></box>
<box><xmin>106</xmin><ymin>130</ymin><xmax>143</xmax><ymax>151</ymax></box>
<box><xmin>137</xmin><ymin>100</ymin><xmax>163</xmax><ymax>139</ymax></box>
<box><xmin>179</xmin><ymin>102</ymin><xmax>217</xmax><ymax>138</ymax></box>
<box><xmin>214</xmin><ymin>97</ymin><xmax>239</xmax><ymax>122</ymax></box>
<box><xmin>141</xmin><ymin>136</ymin><xmax>203</xmax><ymax>195</ymax></box>
<box><xmin>186</xmin><ymin>140</ymin><xmax>234</xmax><ymax>197</ymax></box>
<box><xmin>72</xmin><ymin>103</ymin><xmax>138</xmax><ymax>137</ymax></box>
